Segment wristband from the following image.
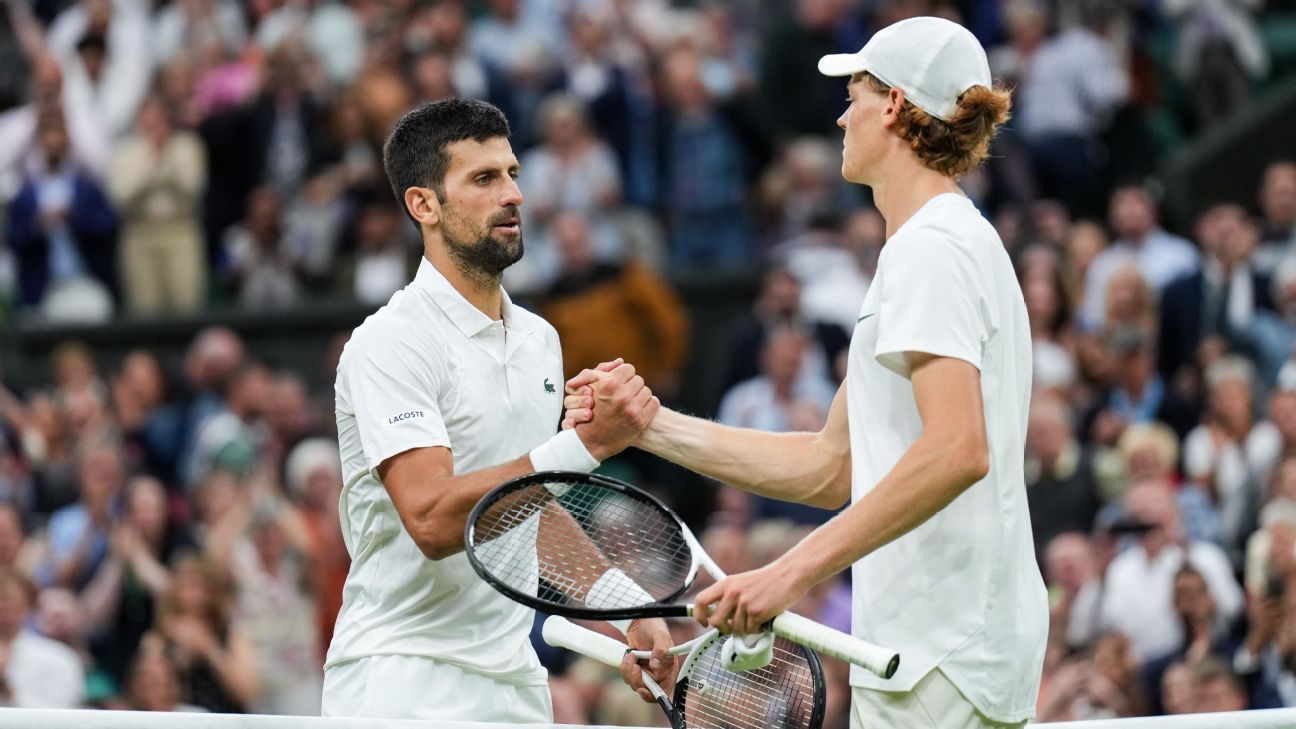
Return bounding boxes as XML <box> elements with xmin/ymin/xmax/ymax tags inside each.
<box><xmin>529</xmin><ymin>429</ymin><xmax>600</xmax><ymax>482</ymax></box>
<box><xmin>587</xmin><ymin>567</ymin><xmax>654</xmax><ymax>635</ymax></box>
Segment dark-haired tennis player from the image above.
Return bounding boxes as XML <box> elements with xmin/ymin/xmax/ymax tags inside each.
<box><xmin>323</xmin><ymin>99</ymin><xmax>671</xmax><ymax>721</ymax></box>
<box><xmin>566</xmin><ymin>17</ymin><xmax>1047</xmax><ymax>729</ymax></box>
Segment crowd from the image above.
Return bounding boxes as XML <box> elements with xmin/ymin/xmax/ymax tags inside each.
<box><xmin>0</xmin><ymin>0</ymin><xmax>1293</xmax><ymax>726</ymax></box>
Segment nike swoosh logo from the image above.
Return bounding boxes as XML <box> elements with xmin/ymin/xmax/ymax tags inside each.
<box><xmin>857</xmin><ymin>313</ymin><xmax>876</xmax><ymax>323</ymax></box>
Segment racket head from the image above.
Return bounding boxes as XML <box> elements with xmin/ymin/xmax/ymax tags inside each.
<box><xmin>673</xmin><ymin>632</ymin><xmax>826</xmax><ymax>729</ymax></box>
<box><xmin>465</xmin><ymin>470</ymin><xmax>697</xmax><ymax>619</ymax></box>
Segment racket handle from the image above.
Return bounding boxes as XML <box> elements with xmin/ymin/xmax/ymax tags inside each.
<box><xmin>542</xmin><ymin>616</ymin><xmax>630</xmax><ymax>668</ymax></box>
<box><xmin>770</xmin><ymin>611</ymin><xmax>900</xmax><ymax>679</ymax></box>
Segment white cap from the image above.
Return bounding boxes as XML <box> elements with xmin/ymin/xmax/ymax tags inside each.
<box><xmin>817</xmin><ymin>16</ymin><xmax>992</xmax><ymax>122</ymax></box>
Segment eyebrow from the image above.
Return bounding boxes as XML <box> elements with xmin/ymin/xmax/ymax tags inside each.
<box><xmin>464</xmin><ymin>162</ymin><xmax>521</xmax><ymax>178</ymax></box>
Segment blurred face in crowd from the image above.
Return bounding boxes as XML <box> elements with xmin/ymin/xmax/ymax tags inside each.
<box><xmin>1172</xmin><ymin>569</ymin><xmax>1215</xmax><ymax>624</ymax></box>
<box><xmin>120</xmin><ymin>351</ymin><xmax>165</xmax><ymax>410</ymax></box>
<box><xmin>761</xmin><ymin>329</ymin><xmax>807</xmax><ymax>393</ymax></box>
<box><xmin>757</xmin><ymin>269</ymin><xmax>801</xmax><ymax>320</ymax></box>
<box><xmin>552</xmin><ymin>213</ymin><xmax>594</xmax><ymax>272</ymax></box>
<box><xmin>1044</xmin><ymin>533</ymin><xmax>1096</xmax><ymax>590</ymax></box>
<box><xmin>1109</xmin><ymin>187</ymin><xmax>1157</xmax><ymax>242</ymax></box>
<box><xmin>1271</xmin><ymin>457</ymin><xmax>1296</xmax><ymax>502</ymax></box>
<box><xmin>1196</xmin><ymin>674</ymin><xmax>1247</xmax><ymax>713</ymax></box>
<box><xmin>38</xmin><ymin>113</ymin><xmax>70</xmax><ymax>167</ymax></box>
<box><xmin>1210</xmin><ymin>376</ymin><xmax>1253</xmax><ymax>434</ymax></box>
<box><xmin>663</xmin><ymin>48</ymin><xmax>711</xmax><ymax>113</ymax></box>
<box><xmin>127</xmin><ymin>477</ymin><xmax>169</xmax><ymax>545</ymax></box>
<box><xmin>129</xmin><ymin>651</ymin><xmax>181</xmax><ymax>712</ymax></box>
<box><xmin>433</xmin><ymin>137</ymin><xmax>524</xmax><ymax>278</ymax></box>
<box><xmin>80</xmin><ymin>447</ymin><xmax>123</xmax><ymax>513</ymax></box>
<box><xmin>1209</xmin><ymin>204</ymin><xmax>1259</xmax><ymax>268</ymax></box>
<box><xmin>1261</xmin><ymin>162</ymin><xmax>1296</xmax><ymax>231</ymax></box>
<box><xmin>1065</xmin><ymin>221</ymin><xmax>1108</xmax><ymax>278</ymax></box>
<box><xmin>1127</xmin><ymin>482</ymin><xmax>1181</xmax><ymax>547</ymax></box>
<box><xmin>1162</xmin><ymin>663</ymin><xmax>1195</xmax><ymax>714</ymax></box>
<box><xmin>1026</xmin><ymin>397</ymin><xmax>1071</xmax><ymax>468</ymax></box>
<box><xmin>186</xmin><ymin>327</ymin><xmax>245</xmax><ymax>391</ymax></box>
<box><xmin>245</xmin><ymin>188</ymin><xmax>283</xmax><ymax>244</ymax></box>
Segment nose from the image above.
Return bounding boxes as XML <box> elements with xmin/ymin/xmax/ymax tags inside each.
<box><xmin>837</xmin><ymin>110</ymin><xmax>848</xmax><ymax>130</ymax></box>
<box><xmin>502</xmin><ymin>177</ymin><xmax>523</xmax><ymax>208</ymax></box>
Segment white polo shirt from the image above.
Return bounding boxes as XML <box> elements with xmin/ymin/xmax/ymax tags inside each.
<box><xmin>326</xmin><ymin>257</ymin><xmax>564</xmax><ymax>687</ymax></box>
<box><xmin>846</xmin><ymin>194</ymin><xmax>1047</xmax><ymax>723</ymax></box>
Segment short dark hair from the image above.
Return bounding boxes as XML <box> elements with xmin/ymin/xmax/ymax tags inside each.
<box><xmin>382</xmin><ymin>99</ymin><xmax>511</xmax><ymax>215</ymax></box>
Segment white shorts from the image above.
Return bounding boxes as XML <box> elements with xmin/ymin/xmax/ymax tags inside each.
<box><xmin>851</xmin><ymin>668</ymin><xmax>1027</xmax><ymax>729</ymax></box>
<box><xmin>322</xmin><ymin>654</ymin><xmax>552</xmax><ymax>722</ymax></box>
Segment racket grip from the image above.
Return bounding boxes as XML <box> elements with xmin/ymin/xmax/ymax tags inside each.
<box><xmin>542</xmin><ymin>616</ymin><xmax>630</xmax><ymax>668</ymax></box>
<box><xmin>770</xmin><ymin>611</ymin><xmax>900</xmax><ymax>679</ymax></box>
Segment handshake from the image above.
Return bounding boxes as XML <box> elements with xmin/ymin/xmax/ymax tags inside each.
<box><xmin>561</xmin><ymin>357</ymin><xmax>659</xmax><ymax>462</ymax></box>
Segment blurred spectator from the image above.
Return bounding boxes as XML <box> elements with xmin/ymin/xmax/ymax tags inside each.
<box><xmin>1021</xmin><ymin>246</ymin><xmax>1077</xmax><ymax>391</ymax></box>
<box><xmin>1102</xmin><ymin>263</ymin><xmax>1157</xmax><ymax>335</ymax></box>
<box><xmin>1161</xmin><ymin>661</ymin><xmax>1197</xmax><ymax>714</ymax></box>
<box><xmin>1063</xmin><ymin>220</ymin><xmax>1109</xmax><ymax>315</ymax></box>
<box><xmin>1191</xmin><ymin>655</ymin><xmax>1251</xmax><ymax>712</ymax></box>
<box><xmin>152</xmin><ymin>0</ymin><xmax>247</xmax><ymax>67</ymax></box>
<box><xmin>227</xmin><ymin>498</ymin><xmax>321</xmax><ymax>715</ymax></box>
<box><xmin>658</xmin><ymin>46</ymin><xmax>751</xmax><ymax>268</ymax></box>
<box><xmin>1143</xmin><ymin>565</ymin><xmax>1246</xmax><ymax>712</ymax></box>
<box><xmin>1164</xmin><ymin>0</ymin><xmax>1270</xmax><ymax>130</ymax></box>
<box><xmin>1084</xmin><ymin>327</ymin><xmax>1197</xmax><ymax>445</ymax></box>
<box><xmin>108</xmin><ymin>94</ymin><xmax>207</xmax><ymax>316</ymax></box>
<box><xmin>723</xmin><ymin>266</ymin><xmax>847</xmax><ymax>391</ymax></box>
<box><xmin>124</xmin><ymin>650</ymin><xmax>203</xmax><ymax>712</ymax></box>
<box><xmin>718</xmin><ymin>326</ymin><xmax>836</xmax><ymax>434</ymax></box>
<box><xmin>46</xmin><ymin>0</ymin><xmax>153</xmax><ymax>140</ymax></box>
<box><xmin>1100</xmin><ymin>481</ymin><xmax>1243</xmax><ymax>662</ymax></box>
<box><xmin>255</xmin><ymin>0</ymin><xmax>364</xmax><ymax>87</ymax></box>
<box><xmin>468</xmin><ymin>0</ymin><xmax>561</xmax><ymax>148</ymax></box>
<box><xmin>1183</xmin><ymin>357</ymin><xmax>1271</xmax><ymax>558</ymax></box>
<box><xmin>1027</xmin><ymin>397</ymin><xmax>1102</xmax><ymax>560</ymax></box>
<box><xmin>36</xmin><ymin>445</ymin><xmax>123</xmax><ymax>591</ymax></box>
<box><xmin>1257</xmin><ymin>160</ymin><xmax>1296</xmax><ymax>271</ymax></box>
<box><xmin>1160</xmin><ymin>204</ymin><xmax>1283</xmax><ymax>383</ymax></box>
<box><xmin>770</xmin><ymin>205</ymin><xmax>870</xmax><ymax>335</ymax></box>
<box><xmin>1081</xmin><ymin>183</ymin><xmax>1199</xmax><ymax>330</ymax></box>
<box><xmin>1044</xmin><ymin>532</ymin><xmax>1104</xmax><ymax>650</ymax></box>
<box><xmin>140</xmin><ymin>556</ymin><xmax>258</xmax><ymax>713</ymax></box>
<box><xmin>7</xmin><ymin>108</ymin><xmax>117</xmax><ymax>322</ymax></box>
<box><xmin>513</xmin><ymin>94</ymin><xmax>624</xmax><ymax>292</ymax></box>
<box><xmin>539</xmin><ymin>212</ymin><xmax>689</xmax><ymax>395</ymax></box>
<box><xmin>344</xmin><ymin>197</ymin><xmax>412</xmax><ymax>306</ymax></box>
<box><xmin>759</xmin><ymin>137</ymin><xmax>850</xmax><ymax>245</ymax></box>
<box><xmin>82</xmin><ymin>475</ymin><xmax>193</xmax><ymax>686</ymax></box>
<box><xmin>220</xmin><ymin>187</ymin><xmax>301</xmax><ymax>309</ymax></box>
<box><xmin>283</xmin><ymin>438</ymin><xmax>347</xmax><ymax>660</ymax></box>
<box><xmin>0</xmin><ymin>569</ymin><xmax>84</xmax><ymax>707</ymax></box>
<box><xmin>1017</xmin><ymin>5</ymin><xmax>1128</xmax><ymax>215</ymax></box>
<box><xmin>184</xmin><ymin>363</ymin><xmax>270</xmax><ymax>492</ymax></box>
<box><xmin>758</xmin><ymin>0</ymin><xmax>863</xmax><ymax>137</ymax></box>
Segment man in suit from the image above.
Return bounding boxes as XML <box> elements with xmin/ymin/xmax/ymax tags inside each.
<box><xmin>1159</xmin><ymin>203</ymin><xmax>1288</xmax><ymax>386</ymax></box>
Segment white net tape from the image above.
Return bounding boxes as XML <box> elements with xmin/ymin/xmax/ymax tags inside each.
<box><xmin>1</xmin><ymin>708</ymin><xmax>1296</xmax><ymax>728</ymax></box>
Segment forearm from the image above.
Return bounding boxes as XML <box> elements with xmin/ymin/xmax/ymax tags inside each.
<box><xmin>774</xmin><ymin>431</ymin><xmax>986</xmax><ymax>590</ymax></box>
<box><xmin>637</xmin><ymin>408</ymin><xmax>849</xmax><ymax>508</ymax></box>
<box><xmin>392</xmin><ymin>454</ymin><xmax>536</xmax><ymax>560</ymax></box>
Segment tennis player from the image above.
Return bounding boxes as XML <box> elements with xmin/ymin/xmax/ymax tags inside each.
<box><xmin>322</xmin><ymin>99</ymin><xmax>670</xmax><ymax>721</ymax></box>
<box><xmin>565</xmin><ymin>17</ymin><xmax>1047</xmax><ymax>729</ymax></box>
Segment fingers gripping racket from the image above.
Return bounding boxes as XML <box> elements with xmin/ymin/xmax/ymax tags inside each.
<box><xmin>464</xmin><ymin>471</ymin><xmax>900</xmax><ymax>678</ymax></box>
<box><xmin>543</xmin><ymin>616</ymin><xmax>825</xmax><ymax>729</ymax></box>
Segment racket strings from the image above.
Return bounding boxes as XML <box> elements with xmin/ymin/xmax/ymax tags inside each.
<box><xmin>471</xmin><ymin>480</ymin><xmax>694</xmax><ymax>608</ymax></box>
<box><xmin>679</xmin><ymin>638</ymin><xmax>819</xmax><ymax>729</ymax></box>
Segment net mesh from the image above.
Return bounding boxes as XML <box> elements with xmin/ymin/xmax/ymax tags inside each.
<box><xmin>470</xmin><ymin>478</ymin><xmax>693</xmax><ymax>611</ymax></box>
<box><xmin>676</xmin><ymin>636</ymin><xmax>821</xmax><ymax>729</ymax></box>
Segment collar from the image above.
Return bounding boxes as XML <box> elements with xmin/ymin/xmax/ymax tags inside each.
<box><xmin>412</xmin><ymin>257</ymin><xmax>531</xmax><ymax>338</ymax></box>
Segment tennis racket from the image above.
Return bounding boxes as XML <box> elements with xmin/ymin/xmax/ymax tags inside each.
<box><xmin>464</xmin><ymin>471</ymin><xmax>900</xmax><ymax>679</ymax></box>
<box><xmin>543</xmin><ymin>616</ymin><xmax>825</xmax><ymax>729</ymax></box>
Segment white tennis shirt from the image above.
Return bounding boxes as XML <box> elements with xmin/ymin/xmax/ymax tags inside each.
<box><xmin>847</xmin><ymin>193</ymin><xmax>1047</xmax><ymax>723</ymax></box>
<box><xmin>326</xmin><ymin>257</ymin><xmax>563</xmax><ymax>687</ymax></box>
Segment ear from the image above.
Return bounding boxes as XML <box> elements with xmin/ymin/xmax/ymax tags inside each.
<box><xmin>882</xmin><ymin>87</ymin><xmax>906</xmax><ymax>128</ymax></box>
<box><xmin>403</xmin><ymin>186</ymin><xmax>441</xmax><ymax>229</ymax></box>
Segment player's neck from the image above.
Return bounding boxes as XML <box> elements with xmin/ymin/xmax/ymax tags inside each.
<box><xmin>869</xmin><ymin>159</ymin><xmax>963</xmax><ymax>240</ymax></box>
<box><xmin>425</xmin><ymin>248</ymin><xmax>505</xmax><ymax>321</ymax></box>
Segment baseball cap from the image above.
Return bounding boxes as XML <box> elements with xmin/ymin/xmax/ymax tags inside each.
<box><xmin>818</xmin><ymin>16</ymin><xmax>992</xmax><ymax>122</ymax></box>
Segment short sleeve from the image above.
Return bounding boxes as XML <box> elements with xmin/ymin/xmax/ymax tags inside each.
<box><xmin>343</xmin><ymin>334</ymin><xmax>451</xmax><ymax>475</ymax></box>
<box><xmin>874</xmin><ymin>235</ymin><xmax>988</xmax><ymax>378</ymax></box>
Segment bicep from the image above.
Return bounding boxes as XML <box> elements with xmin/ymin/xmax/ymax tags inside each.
<box><xmin>378</xmin><ymin>446</ymin><xmax>454</xmax><ymax>523</ymax></box>
<box><xmin>907</xmin><ymin>353</ymin><xmax>985</xmax><ymax>442</ymax></box>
